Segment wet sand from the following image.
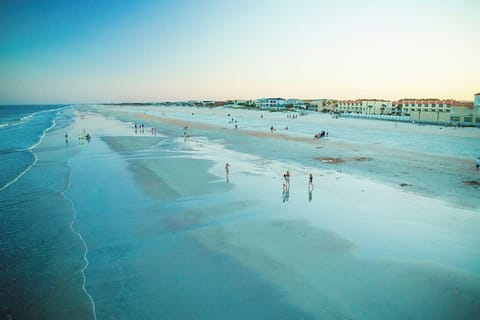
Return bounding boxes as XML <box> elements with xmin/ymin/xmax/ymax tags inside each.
<box><xmin>60</xmin><ymin>106</ymin><xmax>480</xmax><ymax>319</ymax></box>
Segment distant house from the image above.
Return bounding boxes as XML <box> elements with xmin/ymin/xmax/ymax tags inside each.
<box><xmin>203</xmin><ymin>101</ymin><xmax>216</xmax><ymax>107</ymax></box>
<box><xmin>254</xmin><ymin>98</ymin><xmax>287</xmax><ymax>110</ymax></box>
<box><xmin>308</xmin><ymin>99</ymin><xmax>337</xmax><ymax>112</ymax></box>
<box><xmin>286</xmin><ymin>99</ymin><xmax>305</xmax><ymax>109</ymax></box>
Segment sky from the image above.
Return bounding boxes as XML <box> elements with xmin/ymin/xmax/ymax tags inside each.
<box><xmin>0</xmin><ymin>0</ymin><xmax>479</xmax><ymax>104</ymax></box>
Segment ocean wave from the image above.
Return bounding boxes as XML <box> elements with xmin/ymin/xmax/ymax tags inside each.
<box><xmin>62</xmin><ymin>166</ymin><xmax>97</xmax><ymax>320</ymax></box>
<box><xmin>0</xmin><ymin>105</ymin><xmax>70</xmax><ymax>130</ymax></box>
<box><xmin>0</xmin><ymin>108</ymin><xmax>66</xmax><ymax>191</ymax></box>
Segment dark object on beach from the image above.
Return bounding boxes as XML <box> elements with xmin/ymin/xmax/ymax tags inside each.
<box><xmin>463</xmin><ymin>180</ymin><xmax>480</xmax><ymax>187</ymax></box>
<box><xmin>314</xmin><ymin>131</ymin><xmax>325</xmax><ymax>139</ymax></box>
<box><xmin>399</xmin><ymin>183</ymin><xmax>412</xmax><ymax>187</ymax></box>
<box><xmin>86</xmin><ymin>133</ymin><xmax>91</xmax><ymax>142</ymax></box>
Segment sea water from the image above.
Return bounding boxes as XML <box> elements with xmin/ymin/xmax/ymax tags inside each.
<box><xmin>0</xmin><ymin>106</ymin><xmax>96</xmax><ymax>319</ymax></box>
<box><xmin>0</xmin><ymin>105</ymin><xmax>69</xmax><ymax>190</ymax></box>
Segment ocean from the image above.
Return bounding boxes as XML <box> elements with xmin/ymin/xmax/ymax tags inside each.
<box><xmin>0</xmin><ymin>105</ymin><xmax>68</xmax><ymax>190</ymax></box>
<box><xmin>0</xmin><ymin>105</ymin><xmax>95</xmax><ymax>319</ymax></box>
<box><xmin>1</xmin><ymin>105</ymin><xmax>479</xmax><ymax>319</ymax></box>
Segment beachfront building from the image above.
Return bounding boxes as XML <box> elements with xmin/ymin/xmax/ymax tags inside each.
<box><xmin>254</xmin><ymin>98</ymin><xmax>287</xmax><ymax>110</ymax></box>
<box><xmin>396</xmin><ymin>99</ymin><xmax>476</xmax><ymax>124</ymax></box>
<box><xmin>305</xmin><ymin>99</ymin><xmax>323</xmax><ymax>112</ymax></box>
<box><xmin>286</xmin><ymin>98</ymin><xmax>306</xmax><ymax>109</ymax></box>
<box><xmin>449</xmin><ymin>100</ymin><xmax>477</xmax><ymax>125</ymax></box>
<box><xmin>474</xmin><ymin>93</ymin><xmax>480</xmax><ymax>123</ymax></box>
<box><xmin>304</xmin><ymin>99</ymin><xmax>338</xmax><ymax>113</ymax></box>
<box><xmin>337</xmin><ymin>99</ymin><xmax>392</xmax><ymax>115</ymax></box>
<box><xmin>223</xmin><ymin>100</ymin><xmax>249</xmax><ymax>108</ymax></box>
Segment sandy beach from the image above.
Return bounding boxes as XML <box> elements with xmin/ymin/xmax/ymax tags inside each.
<box><xmin>60</xmin><ymin>104</ymin><xmax>479</xmax><ymax>319</ymax></box>
<box><xmin>2</xmin><ymin>104</ymin><xmax>479</xmax><ymax>319</ymax></box>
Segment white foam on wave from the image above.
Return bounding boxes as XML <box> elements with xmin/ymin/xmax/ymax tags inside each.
<box><xmin>0</xmin><ymin>107</ymin><xmax>72</xmax><ymax>191</ymax></box>
<box><xmin>62</xmin><ymin>166</ymin><xmax>97</xmax><ymax>320</ymax></box>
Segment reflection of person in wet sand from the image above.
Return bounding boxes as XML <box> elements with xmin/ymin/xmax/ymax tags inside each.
<box><xmin>308</xmin><ymin>173</ymin><xmax>313</xmax><ymax>201</ymax></box>
<box><xmin>225</xmin><ymin>163</ymin><xmax>230</xmax><ymax>182</ymax></box>
<box><xmin>282</xmin><ymin>188</ymin><xmax>289</xmax><ymax>203</ymax></box>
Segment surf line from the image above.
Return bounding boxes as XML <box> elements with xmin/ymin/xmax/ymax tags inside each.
<box><xmin>62</xmin><ymin>166</ymin><xmax>97</xmax><ymax>320</ymax></box>
<box><xmin>0</xmin><ymin>109</ymin><xmax>63</xmax><ymax>192</ymax></box>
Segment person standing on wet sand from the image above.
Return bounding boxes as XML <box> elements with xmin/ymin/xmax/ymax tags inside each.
<box><xmin>308</xmin><ymin>173</ymin><xmax>313</xmax><ymax>190</ymax></box>
<box><xmin>284</xmin><ymin>171</ymin><xmax>290</xmax><ymax>190</ymax></box>
<box><xmin>225</xmin><ymin>163</ymin><xmax>230</xmax><ymax>181</ymax></box>
<box><xmin>476</xmin><ymin>157</ymin><xmax>480</xmax><ymax>171</ymax></box>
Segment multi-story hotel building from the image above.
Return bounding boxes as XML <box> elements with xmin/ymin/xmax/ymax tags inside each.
<box><xmin>395</xmin><ymin>99</ymin><xmax>477</xmax><ymax>124</ymax></box>
<box><xmin>337</xmin><ymin>94</ymin><xmax>479</xmax><ymax>125</ymax></box>
<box><xmin>337</xmin><ymin>99</ymin><xmax>392</xmax><ymax>115</ymax></box>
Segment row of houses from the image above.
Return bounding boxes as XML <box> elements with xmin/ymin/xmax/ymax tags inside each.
<box><xmin>254</xmin><ymin>94</ymin><xmax>480</xmax><ymax>125</ymax></box>
<box><xmin>162</xmin><ymin>93</ymin><xmax>480</xmax><ymax>125</ymax></box>
<box><xmin>336</xmin><ymin>97</ymin><xmax>479</xmax><ymax>124</ymax></box>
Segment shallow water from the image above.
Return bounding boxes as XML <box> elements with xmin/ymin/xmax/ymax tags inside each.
<box><xmin>0</xmin><ymin>108</ymin><xmax>93</xmax><ymax>319</ymax></box>
<box><xmin>64</xmin><ymin>115</ymin><xmax>314</xmax><ymax>319</ymax></box>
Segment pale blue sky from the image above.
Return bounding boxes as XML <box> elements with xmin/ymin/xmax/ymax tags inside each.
<box><xmin>1</xmin><ymin>0</ymin><xmax>479</xmax><ymax>104</ymax></box>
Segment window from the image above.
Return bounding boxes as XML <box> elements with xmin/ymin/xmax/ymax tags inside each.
<box><xmin>450</xmin><ymin>116</ymin><xmax>460</xmax><ymax>122</ymax></box>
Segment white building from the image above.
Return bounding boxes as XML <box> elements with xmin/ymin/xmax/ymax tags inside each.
<box><xmin>475</xmin><ymin>93</ymin><xmax>480</xmax><ymax>108</ymax></box>
<box><xmin>254</xmin><ymin>98</ymin><xmax>287</xmax><ymax>110</ymax></box>
<box><xmin>286</xmin><ymin>99</ymin><xmax>306</xmax><ymax>109</ymax></box>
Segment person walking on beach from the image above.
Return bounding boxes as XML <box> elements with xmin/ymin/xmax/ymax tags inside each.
<box><xmin>284</xmin><ymin>171</ymin><xmax>290</xmax><ymax>190</ymax></box>
<box><xmin>225</xmin><ymin>163</ymin><xmax>230</xmax><ymax>182</ymax></box>
<box><xmin>476</xmin><ymin>157</ymin><xmax>480</xmax><ymax>171</ymax></box>
<box><xmin>308</xmin><ymin>173</ymin><xmax>313</xmax><ymax>189</ymax></box>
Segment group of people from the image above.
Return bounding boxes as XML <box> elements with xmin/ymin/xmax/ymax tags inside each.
<box><xmin>282</xmin><ymin>171</ymin><xmax>314</xmax><ymax>202</ymax></box>
<box><xmin>134</xmin><ymin>123</ymin><xmax>159</xmax><ymax>135</ymax></box>
<box><xmin>70</xmin><ymin>129</ymin><xmax>91</xmax><ymax>147</ymax></box>
<box><xmin>225</xmin><ymin>164</ymin><xmax>314</xmax><ymax>201</ymax></box>
<box><xmin>134</xmin><ymin>123</ymin><xmax>146</xmax><ymax>134</ymax></box>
